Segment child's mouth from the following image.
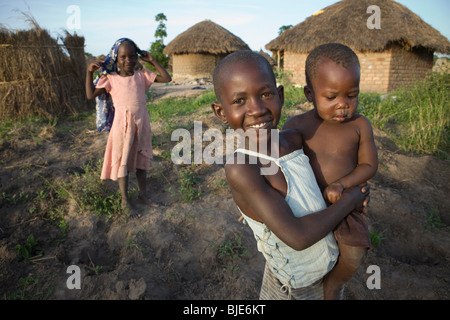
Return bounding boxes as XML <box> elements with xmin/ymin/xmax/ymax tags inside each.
<box><xmin>334</xmin><ymin>113</ymin><xmax>348</xmax><ymax>121</ymax></box>
<box><xmin>247</xmin><ymin>121</ymin><xmax>269</xmax><ymax>129</ymax></box>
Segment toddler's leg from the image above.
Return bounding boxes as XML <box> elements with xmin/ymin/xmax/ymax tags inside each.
<box><xmin>136</xmin><ymin>169</ymin><xmax>159</xmax><ymax>207</ymax></box>
<box><xmin>323</xmin><ymin>243</ymin><xmax>367</xmax><ymax>299</ymax></box>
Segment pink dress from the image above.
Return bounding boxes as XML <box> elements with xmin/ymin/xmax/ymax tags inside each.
<box><xmin>96</xmin><ymin>69</ymin><xmax>157</xmax><ymax>180</ymax></box>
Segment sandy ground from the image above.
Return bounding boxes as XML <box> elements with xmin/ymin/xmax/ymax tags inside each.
<box><xmin>0</xmin><ymin>84</ymin><xmax>449</xmax><ymax>301</ymax></box>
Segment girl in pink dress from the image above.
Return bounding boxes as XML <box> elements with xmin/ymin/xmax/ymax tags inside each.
<box><xmin>86</xmin><ymin>38</ymin><xmax>171</xmax><ymax>217</ymax></box>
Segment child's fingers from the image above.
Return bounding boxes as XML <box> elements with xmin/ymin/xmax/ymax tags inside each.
<box><xmin>362</xmin><ymin>195</ymin><xmax>370</xmax><ymax>214</ymax></box>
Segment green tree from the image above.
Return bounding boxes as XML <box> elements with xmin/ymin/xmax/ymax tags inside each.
<box><xmin>147</xmin><ymin>13</ymin><xmax>169</xmax><ymax>70</ymax></box>
<box><xmin>278</xmin><ymin>25</ymin><xmax>293</xmax><ymax>35</ymax></box>
<box><xmin>154</xmin><ymin>13</ymin><xmax>167</xmax><ymax>43</ymax></box>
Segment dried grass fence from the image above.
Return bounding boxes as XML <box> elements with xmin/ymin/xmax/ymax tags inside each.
<box><xmin>0</xmin><ymin>22</ymin><xmax>92</xmax><ymax>121</ymax></box>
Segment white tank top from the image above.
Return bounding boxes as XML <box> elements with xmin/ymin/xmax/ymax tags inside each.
<box><xmin>235</xmin><ymin>148</ymin><xmax>338</xmax><ymax>288</ymax></box>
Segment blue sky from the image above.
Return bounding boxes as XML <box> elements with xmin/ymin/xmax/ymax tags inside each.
<box><xmin>1</xmin><ymin>0</ymin><xmax>449</xmax><ymax>56</ymax></box>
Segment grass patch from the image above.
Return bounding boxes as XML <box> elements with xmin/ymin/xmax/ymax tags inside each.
<box><xmin>211</xmin><ymin>233</ymin><xmax>249</xmax><ymax>271</ymax></box>
<box><xmin>37</xmin><ymin>159</ymin><xmax>122</xmax><ymax>222</ymax></box>
<box><xmin>359</xmin><ymin>72</ymin><xmax>449</xmax><ymax>158</ymax></box>
<box><xmin>148</xmin><ymin>90</ymin><xmax>216</xmax><ymax>121</ymax></box>
<box><xmin>178</xmin><ymin>166</ymin><xmax>201</xmax><ymax>202</ymax></box>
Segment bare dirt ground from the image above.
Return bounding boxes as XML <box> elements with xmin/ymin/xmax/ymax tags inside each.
<box><xmin>0</xmin><ymin>83</ymin><xmax>449</xmax><ymax>300</ymax></box>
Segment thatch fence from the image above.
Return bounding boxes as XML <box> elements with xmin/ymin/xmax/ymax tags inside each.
<box><xmin>0</xmin><ymin>23</ymin><xmax>92</xmax><ymax>121</ymax></box>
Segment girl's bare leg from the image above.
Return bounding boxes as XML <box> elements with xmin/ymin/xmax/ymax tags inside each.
<box><xmin>118</xmin><ymin>175</ymin><xmax>141</xmax><ymax>218</ymax></box>
<box><xmin>136</xmin><ymin>169</ymin><xmax>159</xmax><ymax>207</ymax></box>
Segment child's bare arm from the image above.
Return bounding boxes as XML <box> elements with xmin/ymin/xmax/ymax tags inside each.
<box><xmin>140</xmin><ymin>52</ymin><xmax>172</xmax><ymax>83</ymax></box>
<box><xmin>226</xmin><ymin>163</ymin><xmax>369</xmax><ymax>251</ymax></box>
<box><xmin>326</xmin><ymin>116</ymin><xmax>378</xmax><ymax>201</ymax></box>
<box><xmin>85</xmin><ymin>62</ymin><xmax>106</xmax><ymax>100</ymax></box>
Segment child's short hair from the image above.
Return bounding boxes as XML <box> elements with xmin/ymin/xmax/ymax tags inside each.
<box><xmin>305</xmin><ymin>43</ymin><xmax>360</xmax><ymax>88</ymax></box>
<box><xmin>120</xmin><ymin>39</ymin><xmax>143</xmax><ymax>56</ymax></box>
<box><xmin>213</xmin><ymin>50</ymin><xmax>276</xmax><ymax>101</ymax></box>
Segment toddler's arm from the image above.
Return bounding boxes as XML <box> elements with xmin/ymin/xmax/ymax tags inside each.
<box><xmin>326</xmin><ymin>116</ymin><xmax>378</xmax><ymax>203</ymax></box>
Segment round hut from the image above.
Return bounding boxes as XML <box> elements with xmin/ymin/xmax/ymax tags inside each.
<box><xmin>164</xmin><ymin>20</ymin><xmax>250</xmax><ymax>82</ymax></box>
<box><xmin>266</xmin><ymin>0</ymin><xmax>450</xmax><ymax>93</ymax></box>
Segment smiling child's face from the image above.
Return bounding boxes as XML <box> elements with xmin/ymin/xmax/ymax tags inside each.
<box><xmin>213</xmin><ymin>59</ymin><xmax>284</xmax><ymax>144</ymax></box>
<box><xmin>305</xmin><ymin>58</ymin><xmax>360</xmax><ymax>123</ymax></box>
<box><xmin>117</xmin><ymin>42</ymin><xmax>138</xmax><ymax>75</ymax></box>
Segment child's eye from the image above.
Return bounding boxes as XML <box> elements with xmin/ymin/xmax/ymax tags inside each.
<box><xmin>262</xmin><ymin>92</ymin><xmax>274</xmax><ymax>99</ymax></box>
<box><xmin>232</xmin><ymin>98</ymin><xmax>244</xmax><ymax>104</ymax></box>
<box><xmin>326</xmin><ymin>96</ymin><xmax>336</xmax><ymax>100</ymax></box>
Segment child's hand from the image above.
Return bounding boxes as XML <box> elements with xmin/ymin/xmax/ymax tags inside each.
<box><xmin>341</xmin><ymin>183</ymin><xmax>370</xmax><ymax>214</ymax></box>
<box><xmin>88</xmin><ymin>61</ymin><xmax>103</xmax><ymax>72</ymax></box>
<box><xmin>139</xmin><ymin>51</ymin><xmax>154</xmax><ymax>63</ymax></box>
<box><xmin>324</xmin><ymin>182</ymin><xmax>344</xmax><ymax>204</ymax></box>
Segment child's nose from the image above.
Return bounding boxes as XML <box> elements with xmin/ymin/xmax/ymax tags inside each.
<box><xmin>246</xmin><ymin>98</ymin><xmax>266</xmax><ymax>116</ymax></box>
<box><xmin>336</xmin><ymin>97</ymin><xmax>350</xmax><ymax>109</ymax></box>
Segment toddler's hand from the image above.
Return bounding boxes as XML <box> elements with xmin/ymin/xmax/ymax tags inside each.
<box><xmin>324</xmin><ymin>182</ymin><xmax>344</xmax><ymax>203</ymax></box>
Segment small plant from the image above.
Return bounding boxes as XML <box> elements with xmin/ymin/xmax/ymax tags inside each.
<box><xmin>425</xmin><ymin>208</ymin><xmax>445</xmax><ymax>232</ymax></box>
<box><xmin>15</xmin><ymin>234</ymin><xmax>39</xmax><ymax>259</ymax></box>
<box><xmin>178</xmin><ymin>166</ymin><xmax>201</xmax><ymax>201</ymax></box>
<box><xmin>213</xmin><ymin>233</ymin><xmax>249</xmax><ymax>270</ymax></box>
<box><xmin>369</xmin><ymin>229</ymin><xmax>385</xmax><ymax>249</ymax></box>
<box><xmin>88</xmin><ymin>253</ymin><xmax>103</xmax><ymax>275</ymax></box>
<box><xmin>5</xmin><ymin>276</ymin><xmax>38</xmax><ymax>300</ymax></box>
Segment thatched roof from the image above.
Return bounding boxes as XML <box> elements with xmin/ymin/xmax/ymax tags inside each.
<box><xmin>164</xmin><ymin>20</ymin><xmax>250</xmax><ymax>55</ymax></box>
<box><xmin>266</xmin><ymin>0</ymin><xmax>450</xmax><ymax>54</ymax></box>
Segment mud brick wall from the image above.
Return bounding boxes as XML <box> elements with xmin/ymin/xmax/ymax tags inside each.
<box><xmin>283</xmin><ymin>44</ymin><xmax>433</xmax><ymax>93</ymax></box>
<box><xmin>283</xmin><ymin>52</ymin><xmax>308</xmax><ymax>88</ymax></box>
<box><xmin>358</xmin><ymin>50</ymin><xmax>391</xmax><ymax>93</ymax></box>
<box><xmin>172</xmin><ymin>53</ymin><xmax>217</xmax><ymax>81</ymax></box>
<box><xmin>387</xmin><ymin>45</ymin><xmax>433</xmax><ymax>92</ymax></box>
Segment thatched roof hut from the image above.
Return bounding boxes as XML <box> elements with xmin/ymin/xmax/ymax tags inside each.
<box><xmin>0</xmin><ymin>22</ymin><xmax>91</xmax><ymax>121</ymax></box>
<box><xmin>266</xmin><ymin>0</ymin><xmax>450</xmax><ymax>93</ymax></box>
<box><xmin>164</xmin><ymin>20</ymin><xmax>250</xmax><ymax>82</ymax></box>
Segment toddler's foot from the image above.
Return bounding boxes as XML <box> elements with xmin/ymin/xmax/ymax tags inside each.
<box><xmin>137</xmin><ymin>196</ymin><xmax>160</xmax><ymax>207</ymax></box>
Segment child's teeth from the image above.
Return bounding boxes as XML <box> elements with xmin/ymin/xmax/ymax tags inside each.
<box><xmin>251</xmin><ymin>122</ymin><xmax>265</xmax><ymax>128</ymax></box>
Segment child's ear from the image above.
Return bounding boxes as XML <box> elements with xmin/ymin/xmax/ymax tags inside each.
<box><xmin>277</xmin><ymin>85</ymin><xmax>284</xmax><ymax>106</ymax></box>
<box><xmin>304</xmin><ymin>86</ymin><xmax>314</xmax><ymax>102</ymax></box>
<box><xmin>211</xmin><ymin>102</ymin><xmax>228</xmax><ymax>124</ymax></box>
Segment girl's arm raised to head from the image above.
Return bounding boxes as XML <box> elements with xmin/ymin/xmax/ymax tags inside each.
<box><xmin>226</xmin><ymin>163</ymin><xmax>369</xmax><ymax>251</ymax></box>
<box><xmin>140</xmin><ymin>52</ymin><xmax>172</xmax><ymax>83</ymax></box>
<box><xmin>85</xmin><ymin>62</ymin><xmax>106</xmax><ymax>100</ymax></box>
